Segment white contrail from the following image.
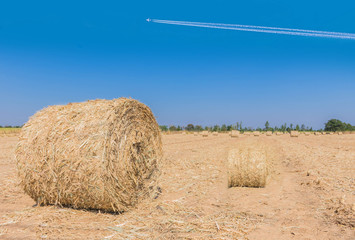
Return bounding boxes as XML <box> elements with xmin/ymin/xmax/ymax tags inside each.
<box><xmin>149</xmin><ymin>19</ymin><xmax>355</xmax><ymax>40</ymax></box>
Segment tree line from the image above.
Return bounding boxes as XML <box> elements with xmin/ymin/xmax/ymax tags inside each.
<box><xmin>160</xmin><ymin>119</ymin><xmax>354</xmax><ymax>133</ymax></box>
<box><xmin>0</xmin><ymin>125</ymin><xmax>22</xmax><ymax>128</ymax></box>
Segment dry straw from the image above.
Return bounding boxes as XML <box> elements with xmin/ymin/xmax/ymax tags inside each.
<box><xmin>212</xmin><ymin>132</ymin><xmax>218</xmax><ymax>136</ymax></box>
<box><xmin>290</xmin><ymin>131</ymin><xmax>299</xmax><ymax>137</ymax></box>
<box><xmin>304</xmin><ymin>132</ymin><xmax>310</xmax><ymax>136</ymax></box>
<box><xmin>338</xmin><ymin>132</ymin><xmax>343</xmax><ymax>135</ymax></box>
<box><xmin>193</xmin><ymin>132</ymin><xmax>198</xmax><ymax>136</ymax></box>
<box><xmin>253</xmin><ymin>131</ymin><xmax>260</xmax><ymax>137</ymax></box>
<box><xmin>276</xmin><ymin>132</ymin><xmax>283</xmax><ymax>135</ymax></box>
<box><xmin>228</xmin><ymin>147</ymin><xmax>268</xmax><ymax>188</ymax></box>
<box><xmin>230</xmin><ymin>130</ymin><xmax>240</xmax><ymax>138</ymax></box>
<box><xmin>314</xmin><ymin>132</ymin><xmax>321</xmax><ymax>135</ymax></box>
<box><xmin>15</xmin><ymin>98</ymin><xmax>162</xmax><ymax>213</ymax></box>
<box><xmin>266</xmin><ymin>131</ymin><xmax>272</xmax><ymax>136</ymax></box>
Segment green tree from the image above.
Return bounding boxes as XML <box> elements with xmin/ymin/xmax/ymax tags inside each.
<box><xmin>159</xmin><ymin>125</ymin><xmax>168</xmax><ymax>131</ymax></box>
<box><xmin>185</xmin><ymin>124</ymin><xmax>194</xmax><ymax>131</ymax></box>
<box><xmin>212</xmin><ymin>125</ymin><xmax>220</xmax><ymax>132</ymax></box>
<box><xmin>169</xmin><ymin>125</ymin><xmax>177</xmax><ymax>131</ymax></box>
<box><xmin>324</xmin><ymin>119</ymin><xmax>354</xmax><ymax>131</ymax></box>
<box><xmin>296</xmin><ymin>124</ymin><xmax>300</xmax><ymax>131</ymax></box>
<box><xmin>265</xmin><ymin>121</ymin><xmax>270</xmax><ymax>131</ymax></box>
<box><xmin>221</xmin><ymin>124</ymin><xmax>227</xmax><ymax>132</ymax></box>
<box><xmin>195</xmin><ymin>125</ymin><xmax>203</xmax><ymax>131</ymax></box>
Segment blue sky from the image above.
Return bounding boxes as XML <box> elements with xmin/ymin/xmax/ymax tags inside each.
<box><xmin>0</xmin><ymin>0</ymin><xmax>354</xmax><ymax>129</ymax></box>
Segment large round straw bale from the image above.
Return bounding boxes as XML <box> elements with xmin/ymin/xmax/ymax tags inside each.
<box><xmin>213</xmin><ymin>132</ymin><xmax>218</xmax><ymax>136</ymax></box>
<box><xmin>266</xmin><ymin>131</ymin><xmax>272</xmax><ymax>136</ymax></box>
<box><xmin>193</xmin><ymin>132</ymin><xmax>198</xmax><ymax>136</ymax></box>
<box><xmin>230</xmin><ymin>130</ymin><xmax>240</xmax><ymax>138</ymax></box>
<box><xmin>304</xmin><ymin>132</ymin><xmax>310</xmax><ymax>136</ymax></box>
<box><xmin>228</xmin><ymin>147</ymin><xmax>267</xmax><ymax>188</ymax></box>
<box><xmin>15</xmin><ymin>98</ymin><xmax>162</xmax><ymax>212</ymax></box>
<box><xmin>276</xmin><ymin>132</ymin><xmax>283</xmax><ymax>135</ymax></box>
<box><xmin>314</xmin><ymin>132</ymin><xmax>321</xmax><ymax>135</ymax></box>
<box><xmin>290</xmin><ymin>131</ymin><xmax>299</xmax><ymax>137</ymax></box>
<box><xmin>338</xmin><ymin>132</ymin><xmax>343</xmax><ymax>135</ymax></box>
<box><xmin>243</xmin><ymin>132</ymin><xmax>250</xmax><ymax>136</ymax></box>
<box><xmin>201</xmin><ymin>131</ymin><xmax>208</xmax><ymax>137</ymax></box>
<box><xmin>253</xmin><ymin>131</ymin><xmax>260</xmax><ymax>136</ymax></box>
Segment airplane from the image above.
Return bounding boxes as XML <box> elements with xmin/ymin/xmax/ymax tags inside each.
<box><xmin>146</xmin><ymin>18</ymin><xmax>151</xmax><ymax>22</ymax></box>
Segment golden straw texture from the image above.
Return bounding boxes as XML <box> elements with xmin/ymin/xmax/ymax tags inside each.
<box><xmin>228</xmin><ymin>147</ymin><xmax>267</xmax><ymax>188</ymax></box>
<box><xmin>15</xmin><ymin>98</ymin><xmax>162</xmax><ymax>212</ymax></box>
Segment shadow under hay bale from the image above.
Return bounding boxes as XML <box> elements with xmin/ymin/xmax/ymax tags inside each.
<box><xmin>228</xmin><ymin>147</ymin><xmax>268</xmax><ymax>188</ymax></box>
<box><xmin>15</xmin><ymin>98</ymin><xmax>162</xmax><ymax>213</ymax></box>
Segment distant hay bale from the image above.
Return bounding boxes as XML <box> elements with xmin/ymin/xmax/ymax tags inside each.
<box><xmin>193</xmin><ymin>132</ymin><xmax>198</xmax><ymax>136</ymax></box>
<box><xmin>230</xmin><ymin>130</ymin><xmax>240</xmax><ymax>138</ymax></box>
<box><xmin>182</xmin><ymin>131</ymin><xmax>187</xmax><ymax>135</ymax></box>
<box><xmin>266</xmin><ymin>131</ymin><xmax>272</xmax><ymax>136</ymax></box>
<box><xmin>304</xmin><ymin>132</ymin><xmax>310</xmax><ymax>136</ymax></box>
<box><xmin>314</xmin><ymin>132</ymin><xmax>321</xmax><ymax>135</ymax></box>
<box><xmin>15</xmin><ymin>98</ymin><xmax>162</xmax><ymax>213</ymax></box>
<box><xmin>276</xmin><ymin>132</ymin><xmax>283</xmax><ymax>135</ymax></box>
<box><xmin>253</xmin><ymin>131</ymin><xmax>260</xmax><ymax>137</ymax></box>
<box><xmin>228</xmin><ymin>147</ymin><xmax>267</xmax><ymax>188</ymax></box>
<box><xmin>322</xmin><ymin>132</ymin><xmax>326</xmax><ymax>135</ymax></box>
<box><xmin>290</xmin><ymin>131</ymin><xmax>299</xmax><ymax>137</ymax></box>
<box><xmin>243</xmin><ymin>132</ymin><xmax>251</xmax><ymax>136</ymax></box>
<box><xmin>338</xmin><ymin>132</ymin><xmax>343</xmax><ymax>135</ymax></box>
<box><xmin>329</xmin><ymin>132</ymin><xmax>334</xmax><ymax>135</ymax></box>
<box><xmin>201</xmin><ymin>131</ymin><xmax>208</xmax><ymax>137</ymax></box>
<box><xmin>213</xmin><ymin>132</ymin><xmax>218</xmax><ymax>136</ymax></box>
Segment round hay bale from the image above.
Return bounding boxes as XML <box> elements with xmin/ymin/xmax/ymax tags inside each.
<box><xmin>314</xmin><ymin>132</ymin><xmax>321</xmax><ymax>135</ymax></box>
<box><xmin>253</xmin><ymin>131</ymin><xmax>260</xmax><ymax>137</ymax></box>
<box><xmin>201</xmin><ymin>131</ymin><xmax>208</xmax><ymax>137</ymax></box>
<box><xmin>266</xmin><ymin>131</ymin><xmax>272</xmax><ymax>136</ymax></box>
<box><xmin>228</xmin><ymin>147</ymin><xmax>267</xmax><ymax>188</ymax></box>
<box><xmin>338</xmin><ymin>132</ymin><xmax>343</xmax><ymax>135</ymax></box>
<box><xmin>304</xmin><ymin>132</ymin><xmax>310</xmax><ymax>136</ymax></box>
<box><xmin>193</xmin><ymin>132</ymin><xmax>198</xmax><ymax>136</ymax></box>
<box><xmin>290</xmin><ymin>131</ymin><xmax>299</xmax><ymax>137</ymax></box>
<box><xmin>212</xmin><ymin>132</ymin><xmax>218</xmax><ymax>136</ymax></box>
<box><xmin>230</xmin><ymin>130</ymin><xmax>240</xmax><ymax>138</ymax></box>
<box><xmin>275</xmin><ymin>132</ymin><xmax>283</xmax><ymax>136</ymax></box>
<box><xmin>243</xmin><ymin>132</ymin><xmax>251</xmax><ymax>136</ymax></box>
<box><xmin>15</xmin><ymin>98</ymin><xmax>162</xmax><ymax>213</ymax></box>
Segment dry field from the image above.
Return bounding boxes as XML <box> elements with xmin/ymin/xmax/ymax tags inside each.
<box><xmin>0</xmin><ymin>133</ymin><xmax>354</xmax><ymax>239</ymax></box>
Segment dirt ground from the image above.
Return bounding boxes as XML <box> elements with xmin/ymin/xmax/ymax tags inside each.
<box><xmin>0</xmin><ymin>133</ymin><xmax>354</xmax><ymax>239</ymax></box>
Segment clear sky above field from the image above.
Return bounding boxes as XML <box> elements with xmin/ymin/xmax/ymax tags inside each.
<box><xmin>0</xmin><ymin>1</ymin><xmax>354</xmax><ymax>129</ymax></box>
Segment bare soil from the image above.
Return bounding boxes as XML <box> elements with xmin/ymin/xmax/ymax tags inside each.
<box><xmin>0</xmin><ymin>134</ymin><xmax>354</xmax><ymax>239</ymax></box>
